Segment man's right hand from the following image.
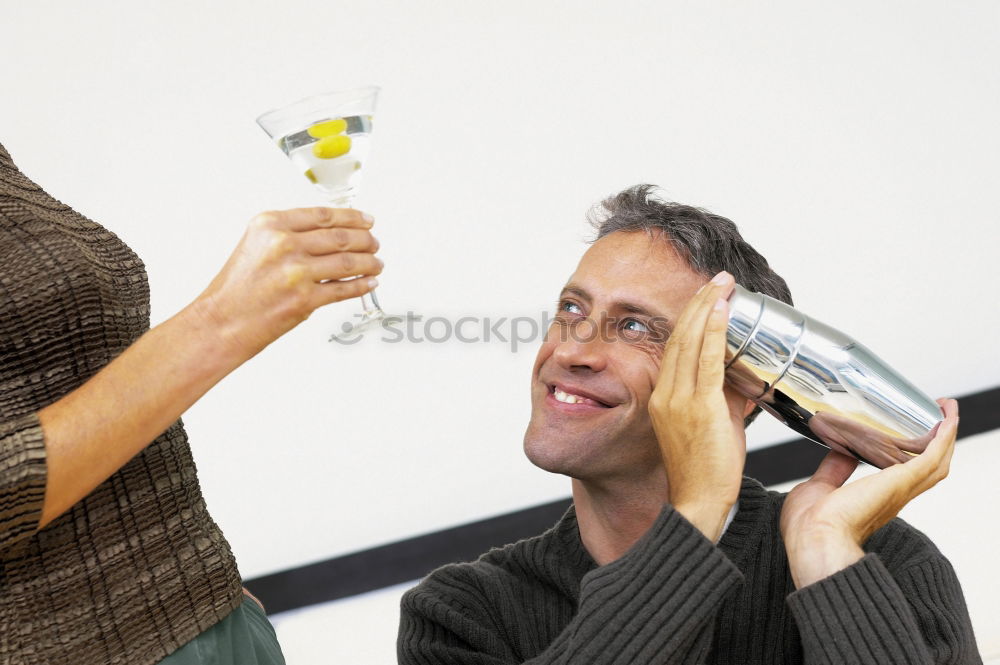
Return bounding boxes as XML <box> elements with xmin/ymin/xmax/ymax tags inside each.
<box><xmin>648</xmin><ymin>271</ymin><xmax>746</xmax><ymax>543</ymax></box>
<box><xmin>192</xmin><ymin>206</ymin><xmax>382</xmax><ymax>360</ymax></box>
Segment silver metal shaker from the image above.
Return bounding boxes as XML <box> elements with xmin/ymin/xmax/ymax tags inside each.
<box><xmin>724</xmin><ymin>285</ymin><xmax>943</xmax><ymax>468</ymax></box>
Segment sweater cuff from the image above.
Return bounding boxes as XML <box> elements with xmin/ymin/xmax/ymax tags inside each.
<box><xmin>594</xmin><ymin>502</ymin><xmax>741</xmax><ymax>585</ymax></box>
<box><xmin>786</xmin><ymin>553</ymin><xmax>930</xmax><ymax>664</ymax></box>
<box><xmin>0</xmin><ymin>412</ymin><xmax>48</xmax><ymax>550</ymax></box>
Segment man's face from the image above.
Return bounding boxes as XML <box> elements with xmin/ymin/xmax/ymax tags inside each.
<box><xmin>523</xmin><ymin>230</ymin><xmax>745</xmax><ymax>483</ymax></box>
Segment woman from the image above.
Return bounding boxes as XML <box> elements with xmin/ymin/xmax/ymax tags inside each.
<box><xmin>0</xmin><ymin>141</ymin><xmax>382</xmax><ymax>664</ymax></box>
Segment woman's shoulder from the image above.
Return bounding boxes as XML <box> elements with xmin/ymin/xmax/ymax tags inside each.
<box><xmin>1</xmin><ymin>142</ymin><xmax>145</xmax><ymax>273</ymax></box>
<box><xmin>1</xmin><ymin>141</ymin><xmax>126</xmax><ymax>243</ymax></box>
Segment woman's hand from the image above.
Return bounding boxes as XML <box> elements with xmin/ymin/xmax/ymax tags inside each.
<box><xmin>193</xmin><ymin>206</ymin><xmax>382</xmax><ymax>359</ymax></box>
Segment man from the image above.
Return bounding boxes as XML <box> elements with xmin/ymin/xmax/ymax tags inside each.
<box><xmin>397</xmin><ymin>185</ymin><xmax>979</xmax><ymax>664</ymax></box>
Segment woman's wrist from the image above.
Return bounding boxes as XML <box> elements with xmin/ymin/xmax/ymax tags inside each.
<box><xmin>180</xmin><ymin>296</ymin><xmax>258</xmax><ymax>370</ymax></box>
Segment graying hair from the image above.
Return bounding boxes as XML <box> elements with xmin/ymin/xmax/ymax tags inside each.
<box><xmin>589</xmin><ymin>184</ymin><xmax>793</xmax><ymax>427</ymax></box>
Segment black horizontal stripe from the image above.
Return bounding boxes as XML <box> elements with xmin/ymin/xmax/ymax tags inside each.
<box><xmin>245</xmin><ymin>497</ymin><xmax>573</xmax><ymax>615</ymax></box>
<box><xmin>245</xmin><ymin>385</ymin><xmax>999</xmax><ymax>615</ymax></box>
<box><xmin>745</xmin><ymin>386</ymin><xmax>999</xmax><ymax>485</ymax></box>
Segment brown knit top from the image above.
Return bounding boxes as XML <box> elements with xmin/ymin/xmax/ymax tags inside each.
<box><xmin>0</xmin><ymin>142</ymin><xmax>244</xmax><ymax>665</ymax></box>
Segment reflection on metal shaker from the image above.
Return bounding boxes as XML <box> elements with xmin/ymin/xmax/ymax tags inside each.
<box><xmin>724</xmin><ymin>285</ymin><xmax>943</xmax><ymax>468</ymax></box>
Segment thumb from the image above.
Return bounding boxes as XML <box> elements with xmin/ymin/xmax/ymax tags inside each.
<box><xmin>809</xmin><ymin>450</ymin><xmax>858</xmax><ymax>490</ymax></box>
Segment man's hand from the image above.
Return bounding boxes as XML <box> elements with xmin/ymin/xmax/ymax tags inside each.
<box><xmin>649</xmin><ymin>271</ymin><xmax>745</xmax><ymax>542</ymax></box>
<box><xmin>780</xmin><ymin>398</ymin><xmax>959</xmax><ymax>588</ymax></box>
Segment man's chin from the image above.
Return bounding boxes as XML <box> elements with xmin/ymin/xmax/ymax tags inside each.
<box><xmin>522</xmin><ymin>427</ymin><xmax>588</xmax><ymax>478</ymax></box>
<box><xmin>523</xmin><ymin>448</ymin><xmax>576</xmax><ymax>478</ymax></box>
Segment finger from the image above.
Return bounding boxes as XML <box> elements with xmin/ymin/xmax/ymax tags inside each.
<box><xmin>308</xmin><ymin>252</ymin><xmax>384</xmax><ymax>282</ymax></box>
<box><xmin>672</xmin><ymin>272</ymin><xmax>734</xmax><ymax>341</ymax></box>
<box><xmin>939</xmin><ymin>399</ymin><xmax>960</xmax><ymax>475</ymax></box>
<box><xmin>902</xmin><ymin>435</ymin><xmax>954</xmax><ymax>498</ymax></box>
<box><xmin>808</xmin><ymin>450</ymin><xmax>858</xmax><ymax>489</ymax></box>
<box><xmin>654</xmin><ymin>271</ymin><xmax>733</xmax><ymax>395</ymax></box>
<box><xmin>670</xmin><ymin>273</ymin><xmax>735</xmax><ymax>395</ymax></box>
<box><xmin>906</xmin><ymin>400</ymin><xmax>959</xmax><ymax>492</ymax></box>
<box><xmin>934</xmin><ymin>421</ymin><xmax>958</xmax><ymax>484</ymax></box>
<box><xmin>310</xmin><ymin>276</ymin><xmax>379</xmax><ymax>309</ymax></box>
<box><xmin>252</xmin><ymin>207</ymin><xmax>374</xmax><ymax>232</ymax></box>
<box><xmin>914</xmin><ymin>399</ymin><xmax>959</xmax><ymax>468</ymax></box>
<box><xmin>695</xmin><ymin>296</ymin><xmax>730</xmax><ymax>395</ymax></box>
<box><xmin>654</xmin><ymin>332</ymin><xmax>681</xmax><ymax>398</ymax></box>
<box><xmin>300</xmin><ymin>227</ymin><xmax>379</xmax><ymax>256</ymax></box>
<box><xmin>850</xmin><ymin>404</ymin><xmax>959</xmax><ymax>514</ymax></box>
<box><xmin>935</xmin><ymin>397</ymin><xmax>955</xmax><ymax>411</ymax></box>
<box><xmin>888</xmin><ymin>399</ymin><xmax>957</xmax><ymax>455</ymax></box>
<box><xmin>941</xmin><ymin>397</ymin><xmax>960</xmax><ymax>421</ymax></box>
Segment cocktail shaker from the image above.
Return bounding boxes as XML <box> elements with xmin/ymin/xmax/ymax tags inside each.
<box><xmin>724</xmin><ymin>285</ymin><xmax>943</xmax><ymax>468</ymax></box>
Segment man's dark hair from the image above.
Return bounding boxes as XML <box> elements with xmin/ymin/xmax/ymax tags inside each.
<box><xmin>589</xmin><ymin>184</ymin><xmax>793</xmax><ymax>428</ymax></box>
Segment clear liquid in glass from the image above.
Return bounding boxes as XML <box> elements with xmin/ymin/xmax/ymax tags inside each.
<box><xmin>276</xmin><ymin>114</ymin><xmax>373</xmax><ymax>206</ymax></box>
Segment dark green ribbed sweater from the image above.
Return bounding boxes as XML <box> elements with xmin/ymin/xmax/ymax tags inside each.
<box><xmin>398</xmin><ymin>477</ymin><xmax>980</xmax><ymax>664</ymax></box>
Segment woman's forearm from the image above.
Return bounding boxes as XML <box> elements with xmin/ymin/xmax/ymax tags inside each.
<box><xmin>37</xmin><ymin>300</ymin><xmax>245</xmax><ymax>528</ymax></box>
<box><xmin>34</xmin><ymin>206</ymin><xmax>381</xmax><ymax>529</ymax></box>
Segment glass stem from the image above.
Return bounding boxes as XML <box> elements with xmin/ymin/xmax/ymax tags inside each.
<box><xmin>360</xmin><ymin>287</ymin><xmax>382</xmax><ymax>314</ymax></box>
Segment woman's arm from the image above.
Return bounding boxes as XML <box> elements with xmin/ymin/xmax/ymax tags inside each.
<box><xmin>33</xmin><ymin>206</ymin><xmax>380</xmax><ymax>529</ymax></box>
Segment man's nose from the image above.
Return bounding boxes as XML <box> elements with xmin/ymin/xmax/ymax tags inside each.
<box><xmin>551</xmin><ymin>317</ymin><xmax>609</xmax><ymax>372</ymax></box>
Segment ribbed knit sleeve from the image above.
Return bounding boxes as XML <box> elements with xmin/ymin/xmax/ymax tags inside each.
<box><xmin>0</xmin><ymin>412</ymin><xmax>47</xmax><ymax>550</ymax></box>
<box><xmin>786</xmin><ymin>553</ymin><xmax>981</xmax><ymax>664</ymax></box>
<box><xmin>399</xmin><ymin>504</ymin><xmax>743</xmax><ymax>665</ymax></box>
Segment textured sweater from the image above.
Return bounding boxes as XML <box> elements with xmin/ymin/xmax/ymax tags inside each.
<box><xmin>0</xmin><ymin>143</ymin><xmax>244</xmax><ymax>664</ymax></box>
<box><xmin>398</xmin><ymin>477</ymin><xmax>981</xmax><ymax>664</ymax></box>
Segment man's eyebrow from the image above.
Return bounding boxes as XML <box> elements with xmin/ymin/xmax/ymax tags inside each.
<box><xmin>559</xmin><ymin>283</ymin><xmax>668</xmax><ymax>321</ymax></box>
<box><xmin>559</xmin><ymin>284</ymin><xmax>591</xmax><ymax>303</ymax></box>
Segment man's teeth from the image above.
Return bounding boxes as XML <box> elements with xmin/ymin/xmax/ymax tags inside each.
<box><xmin>555</xmin><ymin>389</ymin><xmax>587</xmax><ymax>405</ymax></box>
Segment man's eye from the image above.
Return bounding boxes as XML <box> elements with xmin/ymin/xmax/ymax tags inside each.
<box><xmin>559</xmin><ymin>300</ymin><xmax>582</xmax><ymax>315</ymax></box>
<box><xmin>621</xmin><ymin>318</ymin><xmax>649</xmax><ymax>334</ymax></box>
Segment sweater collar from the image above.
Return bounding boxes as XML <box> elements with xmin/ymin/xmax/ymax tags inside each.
<box><xmin>549</xmin><ymin>505</ymin><xmax>598</xmax><ymax>601</ymax></box>
<box><xmin>716</xmin><ymin>476</ymin><xmax>775</xmax><ymax>568</ymax></box>
<box><xmin>554</xmin><ymin>476</ymin><xmax>775</xmax><ymax>587</ymax></box>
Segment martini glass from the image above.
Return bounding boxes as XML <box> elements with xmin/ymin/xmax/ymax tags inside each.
<box><xmin>257</xmin><ymin>86</ymin><xmax>387</xmax><ymax>341</ymax></box>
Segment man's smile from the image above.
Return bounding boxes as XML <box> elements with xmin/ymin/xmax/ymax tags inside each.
<box><xmin>544</xmin><ymin>381</ymin><xmax>618</xmax><ymax>413</ymax></box>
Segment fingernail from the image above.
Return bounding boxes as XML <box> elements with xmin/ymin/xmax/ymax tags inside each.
<box><xmin>362</xmin><ymin>212</ymin><xmax>374</xmax><ymax>225</ymax></box>
<box><xmin>367</xmin><ymin>278</ymin><xmax>379</xmax><ymax>288</ymax></box>
<box><xmin>713</xmin><ymin>298</ymin><xmax>727</xmax><ymax>311</ymax></box>
<box><xmin>711</xmin><ymin>271</ymin><xmax>729</xmax><ymax>285</ymax></box>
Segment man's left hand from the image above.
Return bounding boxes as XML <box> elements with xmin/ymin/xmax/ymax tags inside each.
<box><xmin>780</xmin><ymin>398</ymin><xmax>959</xmax><ymax>588</ymax></box>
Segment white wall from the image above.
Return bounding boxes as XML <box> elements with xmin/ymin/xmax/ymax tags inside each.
<box><xmin>2</xmin><ymin>0</ymin><xmax>997</xmax><ymax>660</ymax></box>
